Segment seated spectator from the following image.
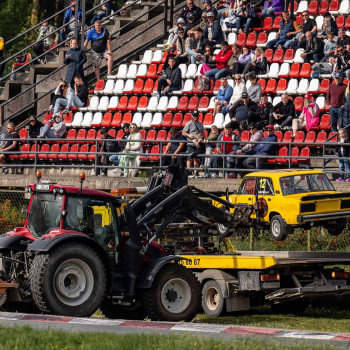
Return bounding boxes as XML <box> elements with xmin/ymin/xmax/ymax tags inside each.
<box><xmin>164</xmin><ymin>18</ymin><xmax>186</xmax><ymax>50</ymax></box>
<box><xmin>47</xmin><ymin>80</ymin><xmax>71</xmax><ymax>113</ymax></box>
<box><xmin>156</xmin><ymin>56</ymin><xmax>182</xmax><ymax>96</ymax></box>
<box><xmin>185</xmin><ymin>12</ymin><xmax>200</xmax><ymax>33</ymax></box>
<box><xmin>188</xmin><ymin>131</ymin><xmax>206</xmax><ymax>177</ymax></box>
<box><xmin>116</xmin><ymin>123</ymin><xmax>143</xmax><ymax>177</ymax></box>
<box><xmin>211</xmin><ymin>122</ymin><xmax>241</xmax><ymax>178</ymax></box>
<box><xmin>266</xmin><ymin>11</ymin><xmax>295</xmax><ymax>50</ymax></box>
<box><xmin>269</xmin><ymin>93</ymin><xmax>295</xmax><ymax>129</ymax></box>
<box><xmin>289</xmin><ymin>11</ymin><xmax>317</xmax><ymax>50</ymax></box>
<box><xmin>243</xmin><ymin>124</ymin><xmax>277</xmax><ymax>169</ymax></box>
<box><xmin>227</xmin><ymin>44</ymin><xmax>241</xmax><ymax>71</ymax></box>
<box><xmin>284</xmin><ymin>23</ymin><xmax>303</xmax><ymax>49</ymax></box>
<box><xmin>199</xmin><ymin>45</ymin><xmax>216</xmax><ymax>75</ymax></box>
<box><xmin>33</xmin><ymin>21</ymin><xmax>58</xmax><ymax>64</ymax></box>
<box><xmin>292</xmin><ymin>94</ymin><xmax>320</xmax><ymax>137</ymax></box>
<box><xmin>203</xmin><ymin>125</ymin><xmax>219</xmax><ymax>168</ymax></box>
<box><xmin>301</xmin><ymin>31</ymin><xmax>324</xmax><ymax>63</ymax></box>
<box><xmin>182</xmin><ymin>112</ymin><xmax>205</xmax><ymax>176</ymax></box>
<box><xmin>186</xmin><ymin>28</ymin><xmax>207</xmax><ymax>64</ymax></box>
<box><xmin>262</xmin><ymin>0</ymin><xmax>284</xmax><ymax>17</ymax></box>
<box><xmin>337</xmin><ymin>28</ymin><xmax>350</xmax><ymax>48</ymax></box>
<box><xmin>91</xmin><ymin>0</ymin><xmax>108</xmax><ymax>25</ymax></box>
<box><xmin>257</xmin><ymin>93</ymin><xmax>273</xmax><ymax>127</ymax></box>
<box><xmin>217</xmin><ymin>0</ymin><xmax>230</xmax><ymax>17</ymax></box>
<box><xmin>334</xmin><ymin>45</ymin><xmax>350</xmax><ymax>79</ymax></box>
<box><xmin>60</xmin><ymin>1</ymin><xmax>82</xmax><ymax>42</ymax></box>
<box><xmin>203</xmin><ymin>0</ymin><xmax>218</xmax><ymax>18</ymax></box>
<box><xmin>199</xmin><ymin>11</ymin><xmax>208</xmax><ymax>30</ymax></box>
<box><xmin>162</xmin><ymin>127</ymin><xmax>187</xmax><ymax>166</ymax></box>
<box><xmin>242</xmin><ymin>47</ymin><xmax>267</xmax><ymax>77</ymax></box>
<box><xmin>247</xmin><ymin>73</ymin><xmax>261</xmax><ymax>105</ymax></box>
<box><xmin>28</xmin><ymin>116</ymin><xmax>44</xmax><ymax>146</ymax></box>
<box><xmin>320</xmin><ymin>12</ymin><xmax>338</xmax><ymax>38</ymax></box>
<box><xmin>96</xmin><ymin>127</ymin><xmax>121</xmax><ymax>176</ymax></box>
<box><xmin>213</xmin><ymin>77</ymin><xmax>233</xmax><ymax>116</ymax></box>
<box><xmin>322</xmin><ymin>32</ymin><xmax>337</xmax><ymax>59</ymax></box>
<box><xmin>229</xmin><ymin>92</ymin><xmax>258</xmax><ymax>129</ymax></box>
<box><xmin>163</xmin><ymin>29</ymin><xmax>189</xmax><ymax>71</ymax></box>
<box><xmin>0</xmin><ymin>122</ymin><xmax>19</xmax><ymax>175</ymax></box>
<box><xmin>224</xmin><ymin>74</ymin><xmax>246</xmax><ymax>114</ymax></box>
<box><xmin>109</xmin><ymin>123</ymin><xmax>130</xmax><ymax>169</ymax></box>
<box><xmin>203</xmin><ymin>11</ymin><xmax>224</xmax><ymax>45</ymax></box>
<box><xmin>179</xmin><ymin>0</ymin><xmax>202</xmax><ymax>23</ymax></box>
<box><xmin>39</xmin><ymin>114</ymin><xmax>66</xmax><ymax>139</ymax></box>
<box><xmin>205</xmin><ymin>41</ymin><xmax>232</xmax><ymax>81</ymax></box>
<box><xmin>231</xmin><ymin>45</ymin><xmax>253</xmax><ymax>74</ymax></box>
<box><xmin>64</xmin><ymin>38</ymin><xmax>87</xmax><ymax>86</ymax></box>
<box><xmin>236</xmin><ymin>1</ymin><xmax>260</xmax><ymax>34</ymax></box>
<box><xmin>54</xmin><ymin>74</ymin><xmax>88</xmax><ymax>114</ymax></box>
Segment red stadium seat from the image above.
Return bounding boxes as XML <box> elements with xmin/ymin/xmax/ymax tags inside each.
<box><xmin>315</xmin><ymin>131</ymin><xmax>327</xmax><ymax>146</ymax></box>
<box><xmin>283</xmin><ymin>49</ymin><xmax>294</xmax><ymax>62</ymax></box>
<box><xmin>328</xmin><ymin>131</ymin><xmax>338</xmax><ymax>143</ymax></box>
<box><xmin>295</xmin><ymin>15</ymin><xmax>303</xmax><ymax>25</ymax></box>
<box><xmin>126</xmin><ymin>96</ymin><xmax>138</xmax><ymax>111</ymax></box>
<box><xmin>160</xmin><ymin>113</ymin><xmax>173</xmax><ymax>128</ymax></box>
<box><xmin>262</xmin><ymin>17</ymin><xmax>273</xmax><ymax>31</ymax></box>
<box><xmin>145</xmin><ymin>64</ymin><xmax>157</xmax><ymax>79</ymax></box>
<box><xmin>287</xmin><ymin>0</ymin><xmax>297</xmax><ymax>12</ymax></box>
<box><xmin>38</xmin><ymin>144</ymin><xmax>50</xmax><ymax>160</ymax></box>
<box><xmin>308</xmin><ymin>0</ymin><xmax>318</xmax><ymax>14</ymax></box>
<box><xmin>66</xmin><ymin>129</ymin><xmax>77</xmax><ymax>144</ymax></box>
<box><xmin>299</xmin><ymin>63</ymin><xmax>311</xmax><ymax>78</ymax></box>
<box><xmin>157</xmin><ymin>130</ymin><xmax>167</xmax><ymax>141</ymax></box>
<box><xmin>58</xmin><ymin>144</ymin><xmax>69</xmax><ymax>160</ymax></box>
<box><xmin>63</xmin><ymin>112</ymin><xmax>73</xmax><ymax>124</ymax></box>
<box><xmin>318</xmin><ymin>0</ymin><xmax>329</xmax><ymax>14</ymax></box>
<box><xmin>76</xmin><ymin>129</ymin><xmax>87</xmax><ymax>144</ymax></box>
<box><xmin>133</xmin><ymin>79</ymin><xmax>144</xmax><ymax>94</ymax></box>
<box><xmin>19</xmin><ymin>128</ymin><xmax>27</xmax><ymax>140</ymax></box>
<box><xmin>77</xmin><ymin>144</ymin><xmax>89</xmax><ymax>161</ymax></box>
<box><xmin>177</xmin><ymin>96</ymin><xmax>189</xmax><ymax>112</ymax></box>
<box><xmin>328</xmin><ymin>0</ymin><xmax>339</xmax><ymax>12</ymax></box>
<box><xmin>293</xmin><ymin>130</ymin><xmax>305</xmax><ymax>146</ymax></box>
<box><xmin>139</xmin><ymin>130</ymin><xmax>146</xmax><ymax>142</ymax></box>
<box><xmin>198</xmin><ymin>96</ymin><xmax>209</xmax><ymax>110</ymax></box>
<box><xmin>264</xmin><ymin>49</ymin><xmax>273</xmax><ymax>63</ymax></box>
<box><xmin>276</xmin><ymin>79</ymin><xmax>287</xmax><ymax>92</ymax></box>
<box><xmin>43</xmin><ymin>112</ymin><xmax>52</xmax><ymax>125</ymax></box>
<box><xmin>19</xmin><ymin>144</ymin><xmax>30</xmax><ymax>160</ymax></box>
<box><xmin>182</xmin><ymin>113</ymin><xmax>192</xmax><ymax>128</ymax></box>
<box><xmin>282</xmin><ymin>131</ymin><xmax>293</xmax><ymax>144</ymax></box>
<box><xmin>121</xmin><ymin>112</ymin><xmax>133</xmax><ymax>125</ymax></box>
<box><xmin>236</xmin><ymin>33</ymin><xmax>247</xmax><ymax>46</ymax></box>
<box><xmin>272</xmin><ymin>146</ymin><xmax>288</xmax><ymax>164</ymax></box>
<box><xmin>48</xmin><ymin>144</ymin><xmax>59</xmax><ymax>160</ymax></box>
<box><xmin>156</xmin><ymin>64</ymin><xmax>164</xmax><ymax>75</ymax></box>
<box><xmin>304</xmin><ymin>130</ymin><xmax>316</xmax><ymax>144</ymax></box>
<box><xmin>86</xmin><ymin>129</ymin><xmax>97</xmax><ymax>143</ymax></box>
<box><xmin>143</xmin><ymin>79</ymin><xmax>155</xmax><ymax>94</ymax></box>
<box><xmin>274</xmin><ymin>130</ymin><xmax>283</xmax><ymax>142</ymax></box>
<box><xmin>346</xmin><ymin>16</ymin><xmax>350</xmax><ymax>29</ymax></box>
<box><xmin>265</xmin><ymin>79</ymin><xmax>277</xmax><ymax>94</ymax></box>
<box><xmin>299</xmin><ymin>147</ymin><xmax>310</xmax><ymax>163</ymax></box>
<box><xmin>67</xmin><ymin>144</ymin><xmax>79</xmax><ymax>161</ymax></box>
<box><xmin>101</xmin><ymin>112</ymin><xmax>113</xmax><ymax>127</ymax></box>
<box><xmin>203</xmin><ymin>79</ymin><xmax>214</xmax><ymax>94</ymax></box>
<box><xmin>91</xmin><ymin>79</ymin><xmax>105</xmax><ymax>94</ymax></box>
<box><xmin>272</xmin><ymin>49</ymin><xmax>284</xmax><ymax>63</ymax></box>
<box><xmin>88</xmin><ymin>145</ymin><xmax>98</xmax><ymax>161</ymax></box>
<box><xmin>213</xmin><ymin>80</ymin><xmax>221</xmax><ymax>94</ymax></box>
<box><xmin>257</xmin><ymin>79</ymin><xmax>266</xmax><ymax>92</ymax></box>
<box><xmin>137</xmin><ymin>96</ymin><xmax>149</xmax><ymax>111</ymax></box>
<box><xmin>291</xmin><ymin>147</ymin><xmax>300</xmax><ymax>164</ymax></box>
<box><xmin>318</xmin><ymin>79</ymin><xmax>330</xmax><ymax>94</ymax></box>
<box><xmin>272</xmin><ymin>16</ymin><xmax>282</xmax><ymax>29</ymax></box>
<box><xmin>146</xmin><ymin>129</ymin><xmax>157</xmax><ymax>143</ymax></box>
<box><xmin>202</xmin><ymin>113</ymin><xmax>214</xmax><ymax>126</ymax></box>
<box><xmin>172</xmin><ymin>113</ymin><xmax>183</xmax><ymax>128</ymax></box>
<box><xmin>294</xmin><ymin>96</ymin><xmax>304</xmax><ymax>112</ymax></box>
<box><xmin>116</xmin><ymin>129</ymin><xmax>124</xmax><ymax>140</ymax></box>
<box><xmin>318</xmin><ymin>114</ymin><xmax>331</xmax><ymax>130</ymax></box>
<box><xmin>289</xmin><ymin>63</ymin><xmax>300</xmax><ymax>78</ymax></box>
<box><xmin>149</xmin><ymin>145</ymin><xmax>160</xmax><ymax>162</ymax></box>
<box><xmin>116</xmin><ymin>96</ymin><xmax>128</xmax><ymax>111</ymax></box>
<box><xmin>161</xmin><ymin>51</ymin><xmax>169</xmax><ymax>64</ymax></box>
<box><xmin>246</xmin><ymin>32</ymin><xmax>257</xmax><ymax>47</ymax></box>
<box><xmin>110</xmin><ymin>113</ymin><xmax>122</xmax><ymax>128</ymax></box>
<box><xmin>240</xmin><ymin>130</ymin><xmax>250</xmax><ymax>142</ymax></box>
<box><xmin>337</xmin><ymin>15</ymin><xmax>345</xmax><ymax>28</ymax></box>
<box><xmin>187</xmin><ymin>96</ymin><xmax>199</xmax><ymax>111</ymax></box>
<box><xmin>256</xmin><ymin>32</ymin><xmax>267</xmax><ymax>46</ymax></box>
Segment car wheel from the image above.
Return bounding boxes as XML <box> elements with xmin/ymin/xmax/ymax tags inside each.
<box><xmin>326</xmin><ymin>219</ymin><xmax>347</xmax><ymax>236</ymax></box>
<box><xmin>201</xmin><ymin>280</ymin><xmax>225</xmax><ymax>317</ymax></box>
<box><xmin>270</xmin><ymin>215</ymin><xmax>289</xmax><ymax>241</ymax></box>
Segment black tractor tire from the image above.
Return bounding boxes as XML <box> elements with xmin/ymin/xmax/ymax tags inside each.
<box><xmin>30</xmin><ymin>243</ymin><xmax>106</xmax><ymax>317</ymax></box>
<box><xmin>326</xmin><ymin>219</ymin><xmax>347</xmax><ymax>236</ymax></box>
<box><xmin>143</xmin><ymin>264</ymin><xmax>200</xmax><ymax>321</ymax></box>
<box><xmin>270</xmin><ymin>215</ymin><xmax>290</xmax><ymax>241</ymax></box>
<box><xmin>201</xmin><ymin>280</ymin><xmax>225</xmax><ymax>317</ymax></box>
<box><xmin>100</xmin><ymin>298</ymin><xmax>147</xmax><ymax>320</ymax></box>
<box><xmin>270</xmin><ymin>298</ymin><xmax>310</xmax><ymax>315</ymax></box>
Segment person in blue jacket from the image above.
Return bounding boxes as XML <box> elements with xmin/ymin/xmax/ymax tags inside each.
<box><xmin>213</xmin><ymin>77</ymin><xmax>233</xmax><ymax>116</ymax></box>
<box><xmin>203</xmin><ymin>12</ymin><xmax>224</xmax><ymax>45</ymax></box>
<box><xmin>243</xmin><ymin>124</ymin><xmax>278</xmax><ymax>169</ymax></box>
<box><xmin>60</xmin><ymin>1</ymin><xmax>83</xmax><ymax>42</ymax></box>
<box><xmin>64</xmin><ymin>38</ymin><xmax>87</xmax><ymax>85</ymax></box>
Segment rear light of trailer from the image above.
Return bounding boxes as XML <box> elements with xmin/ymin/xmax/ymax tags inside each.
<box><xmin>260</xmin><ymin>274</ymin><xmax>280</xmax><ymax>282</ymax></box>
<box><xmin>332</xmin><ymin>271</ymin><xmax>350</xmax><ymax>279</ymax></box>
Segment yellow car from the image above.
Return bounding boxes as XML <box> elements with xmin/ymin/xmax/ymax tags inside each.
<box><xmin>216</xmin><ymin>169</ymin><xmax>350</xmax><ymax>241</ymax></box>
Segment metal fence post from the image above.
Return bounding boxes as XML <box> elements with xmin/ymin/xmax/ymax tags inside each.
<box><xmin>164</xmin><ymin>0</ymin><xmax>169</xmax><ymax>36</ymax></box>
<box><xmin>169</xmin><ymin>0</ymin><xmax>174</xmax><ymax>28</ymax></box>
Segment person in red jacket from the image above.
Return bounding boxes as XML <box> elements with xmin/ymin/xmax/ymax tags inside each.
<box><xmin>205</xmin><ymin>41</ymin><xmax>233</xmax><ymax>81</ymax></box>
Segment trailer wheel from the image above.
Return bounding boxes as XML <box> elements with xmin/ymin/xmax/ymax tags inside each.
<box><xmin>270</xmin><ymin>215</ymin><xmax>289</xmax><ymax>241</ymax></box>
<box><xmin>201</xmin><ymin>280</ymin><xmax>225</xmax><ymax>317</ymax></box>
<box><xmin>100</xmin><ymin>298</ymin><xmax>147</xmax><ymax>320</ymax></box>
<box><xmin>30</xmin><ymin>243</ymin><xmax>106</xmax><ymax>317</ymax></box>
<box><xmin>326</xmin><ymin>219</ymin><xmax>347</xmax><ymax>236</ymax></box>
<box><xmin>143</xmin><ymin>264</ymin><xmax>200</xmax><ymax>321</ymax></box>
<box><xmin>216</xmin><ymin>206</ymin><xmax>230</xmax><ymax>238</ymax></box>
<box><xmin>270</xmin><ymin>298</ymin><xmax>309</xmax><ymax>315</ymax></box>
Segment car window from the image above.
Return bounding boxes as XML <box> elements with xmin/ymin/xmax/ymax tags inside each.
<box><xmin>257</xmin><ymin>177</ymin><xmax>274</xmax><ymax>195</ymax></box>
<box><xmin>238</xmin><ymin>178</ymin><xmax>256</xmax><ymax>195</ymax></box>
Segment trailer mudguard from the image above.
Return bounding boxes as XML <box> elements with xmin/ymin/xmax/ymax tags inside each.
<box><xmin>137</xmin><ymin>256</ymin><xmax>188</xmax><ymax>289</ymax></box>
<box><xmin>0</xmin><ymin>235</ymin><xmax>30</xmax><ymax>251</ymax></box>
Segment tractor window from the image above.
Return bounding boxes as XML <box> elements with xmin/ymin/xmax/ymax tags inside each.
<box><xmin>238</xmin><ymin>178</ymin><xmax>256</xmax><ymax>195</ymax></box>
<box><xmin>64</xmin><ymin>196</ymin><xmax>118</xmax><ymax>253</ymax></box>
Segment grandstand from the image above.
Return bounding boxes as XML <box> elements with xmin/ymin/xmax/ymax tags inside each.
<box><xmin>0</xmin><ymin>0</ymin><xmax>349</xmax><ymax>186</ymax></box>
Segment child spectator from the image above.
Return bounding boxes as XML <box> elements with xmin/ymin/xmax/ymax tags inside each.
<box><xmin>188</xmin><ymin>131</ymin><xmax>206</xmax><ymax>177</ymax></box>
<box><xmin>336</xmin><ymin>128</ymin><xmax>350</xmax><ymax>181</ymax></box>
<box><xmin>203</xmin><ymin>125</ymin><xmax>219</xmax><ymax>168</ymax></box>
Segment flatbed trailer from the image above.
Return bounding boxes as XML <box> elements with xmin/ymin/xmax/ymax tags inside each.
<box><xmin>178</xmin><ymin>251</ymin><xmax>350</xmax><ymax>316</ymax></box>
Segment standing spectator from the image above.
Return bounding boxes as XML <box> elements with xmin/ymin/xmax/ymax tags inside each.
<box><xmin>39</xmin><ymin>114</ymin><xmax>66</xmax><ymax>139</ymax></box>
<box><xmin>225</xmin><ymin>74</ymin><xmax>246</xmax><ymax>114</ymax></box>
<box><xmin>54</xmin><ymin>74</ymin><xmax>88</xmax><ymax>113</ymax></box>
<box><xmin>213</xmin><ymin>77</ymin><xmax>233</xmax><ymax>116</ymax></box>
<box><xmin>247</xmin><ymin>73</ymin><xmax>261</xmax><ymax>105</ymax></box>
<box><xmin>33</xmin><ymin>21</ymin><xmax>58</xmax><ymax>64</ymax></box>
<box><xmin>336</xmin><ymin>128</ymin><xmax>350</xmax><ymax>181</ymax></box>
<box><xmin>321</xmin><ymin>12</ymin><xmax>338</xmax><ymax>37</ymax></box>
<box><xmin>266</xmin><ymin>11</ymin><xmax>295</xmax><ymax>50</ymax></box>
<box><xmin>231</xmin><ymin>45</ymin><xmax>253</xmax><ymax>74</ymax></box>
<box><xmin>327</xmin><ymin>72</ymin><xmax>347</xmax><ymax>131</ymax></box>
<box><xmin>0</xmin><ymin>35</ymin><xmax>4</xmax><ymax>78</ymax></box>
<box><xmin>186</xmin><ymin>28</ymin><xmax>208</xmax><ymax>64</ymax></box>
<box><xmin>156</xmin><ymin>56</ymin><xmax>182</xmax><ymax>96</ymax></box>
<box><xmin>205</xmin><ymin>41</ymin><xmax>233</xmax><ymax>81</ymax></box>
<box><xmin>292</xmin><ymin>94</ymin><xmax>320</xmax><ymax>137</ymax></box>
<box><xmin>211</xmin><ymin>123</ymin><xmax>241</xmax><ymax>178</ymax></box>
<box><xmin>0</xmin><ymin>122</ymin><xmax>19</xmax><ymax>175</ymax></box>
<box><xmin>96</xmin><ymin>127</ymin><xmax>121</xmax><ymax>176</ymax></box>
<box><xmin>257</xmin><ymin>93</ymin><xmax>273</xmax><ymax>127</ymax></box>
<box><xmin>179</xmin><ymin>0</ymin><xmax>202</xmax><ymax>23</ymax></box>
<box><xmin>83</xmin><ymin>20</ymin><xmax>112</xmax><ymax>81</ymax></box>
<box><xmin>64</xmin><ymin>38</ymin><xmax>87</xmax><ymax>85</ymax></box>
<box><xmin>203</xmin><ymin>125</ymin><xmax>219</xmax><ymax>168</ymax></box>
<box><xmin>47</xmin><ymin>80</ymin><xmax>71</xmax><ymax>114</ymax></box>
<box><xmin>27</xmin><ymin>116</ymin><xmax>44</xmax><ymax>146</ymax></box>
<box><xmin>301</xmin><ymin>31</ymin><xmax>324</xmax><ymax>63</ymax></box>
<box><xmin>243</xmin><ymin>124</ymin><xmax>277</xmax><ymax>169</ymax></box>
<box><xmin>202</xmin><ymin>0</ymin><xmax>218</xmax><ymax>18</ymax></box>
<box><xmin>60</xmin><ymin>1</ymin><xmax>82</xmax><ymax>42</ymax></box>
<box><xmin>229</xmin><ymin>92</ymin><xmax>258</xmax><ymax>129</ymax></box>
<box><xmin>203</xmin><ymin>11</ymin><xmax>224</xmax><ymax>45</ymax></box>
<box><xmin>336</xmin><ymin>28</ymin><xmax>350</xmax><ymax>48</ymax></box>
<box><xmin>242</xmin><ymin>47</ymin><xmax>267</xmax><ymax>77</ymax></box>
<box><xmin>270</xmin><ymin>93</ymin><xmax>295</xmax><ymax>129</ymax></box>
<box><xmin>162</xmin><ymin>127</ymin><xmax>187</xmax><ymax>166</ymax></box>
<box><xmin>236</xmin><ymin>1</ymin><xmax>260</xmax><ymax>34</ymax></box>
<box><xmin>116</xmin><ymin>123</ymin><xmax>143</xmax><ymax>177</ymax></box>
<box><xmin>182</xmin><ymin>112</ymin><xmax>205</xmax><ymax>175</ymax></box>
<box><xmin>262</xmin><ymin>0</ymin><xmax>284</xmax><ymax>17</ymax></box>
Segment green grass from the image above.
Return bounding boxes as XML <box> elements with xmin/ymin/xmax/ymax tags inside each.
<box><xmin>193</xmin><ymin>305</ymin><xmax>350</xmax><ymax>333</ymax></box>
<box><xmin>0</xmin><ymin>326</ymin><xmax>340</xmax><ymax>350</ymax></box>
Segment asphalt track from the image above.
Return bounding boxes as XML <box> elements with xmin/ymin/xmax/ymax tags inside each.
<box><xmin>0</xmin><ymin>312</ymin><xmax>349</xmax><ymax>348</ymax></box>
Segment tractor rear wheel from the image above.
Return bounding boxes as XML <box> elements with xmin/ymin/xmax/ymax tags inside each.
<box><xmin>143</xmin><ymin>264</ymin><xmax>200</xmax><ymax>321</ymax></box>
<box><xmin>30</xmin><ymin>243</ymin><xmax>106</xmax><ymax>317</ymax></box>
